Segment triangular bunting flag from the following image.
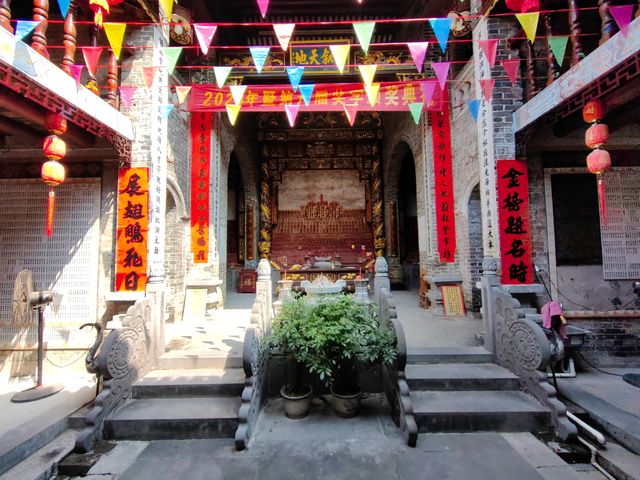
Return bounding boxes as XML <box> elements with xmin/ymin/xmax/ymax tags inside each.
<box><xmin>194</xmin><ymin>24</ymin><xmax>217</xmax><ymax>55</ymax></box>
<box><xmin>428</xmin><ymin>17</ymin><xmax>453</xmax><ymax>53</ymax></box>
<box><xmin>364</xmin><ymin>83</ymin><xmax>381</xmax><ymax>107</ymax></box>
<box><xmin>420</xmin><ymin>80</ymin><xmax>437</xmax><ymax>106</ymax></box>
<box><xmin>609</xmin><ymin>5</ymin><xmax>634</xmax><ymax>36</ymax></box>
<box><xmin>119</xmin><ymin>86</ymin><xmax>136</xmax><ymax>111</ymax></box>
<box><xmin>103</xmin><ymin>23</ymin><xmax>126</xmax><ymax>60</ymax></box>
<box><xmin>479</xmin><ymin>79</ymin><xmax>495</xmax><ymax>101</ymax></box>
<box><xmin>432</xmin><ymin>61</ymin><xmax>451</xmax><ymax>89</ymax></box>
<box><xmin>81</xmin><ymin>47</ymin><xmax>103</xmax><ymax>77</ymax></box>
<box><xmin>547</xmin><ymin>36</ymin><xmax>568</xmax><ymax>66</ymax></box>
<box><xmin>353</xmin><ymin>21</ymin><xmax>375</xmax><ymax>54</ymax></box>
<box><xmin>214</xmin><ymin>66</ymin><xmax>232</xmax><ymax>88</ymax></box>
<box><xmin>56</xmin><ymin>0</ymin><xmax>71</xmax><ymax>18</ymax></box>
<box><xmin>285</xmin><ymin>104</ymin><xmax>300</xmax><ymax>127</ymax></box>
<box><xmin>407</xmin><ymin>42</ymin><xmax>429</xmax><ymax>73</ymax></box>
<box><xmin>358</xmin><ymin>64</ymin><xmax>377</xmax><ymax>87</ymax></box>
<box><xmin>175</xmin><ymin>86</ymin><xmax>191</xmax><ymax>105</ymax></box>
<box><xmin>299</xmin><ymin>84</ymin><xmax>315</xmax><ymax>106</ymax></box>
<box><xmin>409</xmin><ymin>102</ymin><xmax>424</xmax><ymax>124</ymax></box>
<box><xmin>230</xmin><ymin>85</ymin><xmax>248</xmax><ymax>105</ymax></box>
<box><xmin>142</xmin><ymin>66</ymin><xmax>158</xmax><ymax>89</ymax></box>
<box><xmin>160</xmin><ymin>0</ymin><xmax>174</xmax><ymax>19</ymax></box>
<box><xmin>250</xmin><ymin>46</ymin><xmax>270</xmax><ymax>74</ymax></box>
<box><xmin>163</xmin><ymin>47</ymin><xmax>182</xmax><ymax>74</ymax></box>
<box><xmin>286</xmin><ymin>66</ymin><xmax>304</xmax><ymax>92</ymax></box>
<box><xmin>257</xmin><ymin>0</ymin><xmax>269</xmax><ymax>18</ymax></box>
<box><xmin>466</xmin><ymin>99</ymin><xmax>481</xmax><ymax>121</ymax></box>
<box><xmin>14</xmin><ymin>20</ymin><xmax>39</xmax><ymax>41</ymax></box>
<box><xmin>330</xmin><ymin>45</ymin><xmax>350</xmax><ymax>74</ymax></box>
<box><xmin>69</xmin><ymin>65</ymin><xmax>83</xmax><ymax>88</ymax></box>
<box><xmin>274</xmin><ymin>23</ymin><xmax>295</xmax><ymax>51</ymax></box>
<box><xmin>500</xmin><ymin>59</ymin><xmax>520</xmax><ymax>85</ymax></box>
<box><xmin>226</xmin><ymin>104</ymin><xmax>241</xmax><ymax>126</ymax></box>
<box><xmin>478</xmin><ymin>39</ymin><xmax>498</xmax><ymax>68</ymax></box>
<box><xmin>516</xmin><ymin>12</ymin><xmax>540</xmax><ymax>43</ymax></box>
<box><xmin>343</xmin><ymin>104</ymin><xmax>358</xmax><ymax>126</ymax></box>
<box><xmin>160</xmin><ymin>104</ymin><xmax>174</xmax><ymax>119</ymax></box>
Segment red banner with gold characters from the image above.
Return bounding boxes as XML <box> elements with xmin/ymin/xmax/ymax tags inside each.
<box><xmin>116</xmin><ymin>168</ymin><xmax>149</xmax><ymax>292</ymax></box>
<box><xmin>191</xmin><ymin>112</ymin><xmax>211</xmax><ymax>263</ymax></box>
<box><xmin>430</xmin><ymin>89</ymin><xmax>456</xmax><ymax>263</ymax></box>
<box><xmin>497</xmin><ymin>160</ymin><xmax>534</xmax><ymax>284</ymax></box>
<box><xmin>189</xmin><ymin>81</ymin><xmax>446</xmax><ymax>112</ymax></box>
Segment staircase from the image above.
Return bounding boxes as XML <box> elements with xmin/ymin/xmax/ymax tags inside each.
<box><xmin>406</xmin><ymin>347</ymin><xmax>551</xmax><ymax>434</ymax></box>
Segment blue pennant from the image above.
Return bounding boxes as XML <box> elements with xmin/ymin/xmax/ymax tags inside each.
<box><xmin>14</xmin><ymin>21</ymin><xmax>40</xmax><ymax>41</ymax></box>
<box><xmin>56</xmin><ymin>0</ymin><xmax>71</xmax><ymax>17</ymax></box>
<box><xmin>429</xmin><ymin>17</ymin><xmax>453</xmax><ymax>54</ymax></box>
<box><xmin>299</xmin><ymin>84</ymin><xmax>315</xmax><ymax>106</ymax></box>
<box><xmin>286</xmin><ymin>66</ymin><xmax>304</xmax><ymax>92</ymax></box>
<box><xmin>160</xmin><ymin>104</ymin><xmax>174</xmax><ymax>119</ymax></box>
<box><xmin>249</xmin><ymin>46</ymin><xmax>270</xmax><ymax>74</ymax></box>
<box><xmin>467</xmin><ymin>99</ymin><xmax>481</xmax><ymax>122</ymax></box>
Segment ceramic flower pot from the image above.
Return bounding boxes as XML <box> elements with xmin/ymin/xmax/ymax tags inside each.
<box><xmin>280</xmin><ymin>384</ymin><xmax>313</xmax><ymax>419</ymax></box>
<box><xmin>330</xmin><ymin>385</ymin><xmax>362</xmax><ymax>418</ymax></box>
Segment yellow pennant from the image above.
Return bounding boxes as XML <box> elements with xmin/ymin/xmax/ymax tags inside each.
<box><xmin>358</xmin><ymin>64</ymin><xmax>377</xmax><ymax>87</ymax></box>
<box><xmin>103</xmin><ymin>23</ymin><xmax>126</xmax><ymax>60</ymax></box>
<box><xmin>175</xmin><ymin>86</ymin><xmax>191</xmax><ymax>105</ymax></box>
<box><xmin>226</xmin><ymin>104</ymin><xmax>241</xmax><ymax>126</ymax></box>
<box><xmin>516</xmin><ymin>12</ymin><xmax>540</xmax><ymax>44</ymax></box>
<box><xmin>160</xmin><ymin>0</ymin><xmax>174</xmax><ymax>19</ymax></box>
<box><xmin>364</xmin><ymin>83</ymin><xmax>380</xmax><ymax>107</ymax></box>
<box><xmin>330</xmin><ymin>45</ymin><xmax>350</xmax><ymax>74</ymax></box>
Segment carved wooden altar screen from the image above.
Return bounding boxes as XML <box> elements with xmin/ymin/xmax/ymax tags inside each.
<box><xmin>258</xmin><ymin>112</ymin><xmax>385</xmax><ymax>265</ymax></box>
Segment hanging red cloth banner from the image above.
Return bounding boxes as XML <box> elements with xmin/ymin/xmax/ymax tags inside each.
<box><xmin>496</xmin><ymin>160</ymin><xmax>534</xmax><ymax>284</ymax></box>
<box><xmin>430</xmin><ymin>88</ymin><xmax>456</xmax><ymax>263</ymax></box>
<box><xmin>189</xmin><ymin>81</ymin><xmax>446</xmax><ymax>112</ymax></box>
<box><xmin>116</xmin><ymin>168</ymin><xmax>149</xmax><ymax>292</ymax></box>
<box><xmin>191</xmin><ymin>112</ymin><xmax>211</xmax><ymax>263</ymax></box>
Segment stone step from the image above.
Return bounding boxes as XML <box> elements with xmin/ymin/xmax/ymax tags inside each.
<box><xmin>133</xmin><ymin>368</ymin><xmax>245</xmax><ymax>398</ymax></box>
<box><xmin>407</xmin><ymin>346</ymin><xmax>493</xmax><ymax>365</ymax></box>
<box><xmin>406</xmin><ymin>363</ymin><xmax>520</xmax><ymax>391</ymax></box>
<box><xmin>411</xmin><ymin>390</ymin><xmax>550</xmax><ymax>434</ymax></box>
<box><xmin>104</xmin><ymin>397</ymin><xmax>241</xmax><ymax>441</ymax></box>
<box><xmin>157</xmin><ymin>352</ymin><xmax>243</xmax><ymax>370</ymax></box>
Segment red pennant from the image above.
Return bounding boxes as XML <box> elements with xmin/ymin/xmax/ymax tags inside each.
<box><xmin>69</xmin><ymin>64</ymin><xmax>83</xmax><ymax>88</ymax></box>
<box><xmin>500</xmin><ymin>59</ymin><xmax>520</xmax><ymax>85</ymax></box>
<box><xmin>142</xmin><ymin>66</ymin><xmax>158</xmax><ymax>89</ymax></box>
<box><xmin>119</xmin><ymin>86</ymin><xmax>136</xmax><ymax>111</ymax></box>
<box><xmin>81</xmin><ymin>47</ymin><xmax>103</xmax><ymax>77</ymax></box>
<box><xmin>479</xmin><ymin>79</ymin><xmax>495</xmax><ymax>101</ymax></box>
<box><xmin>343</xmin><ymin>104</ymin><xmax>358</xmax><ymax>126</ymax></box>
<box><xmin>478</xmin><ymin>39</ymin><xmax>498</xmax><ymax>67</ymax></box>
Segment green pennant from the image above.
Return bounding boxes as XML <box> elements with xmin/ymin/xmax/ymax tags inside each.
<box><xmin>547</xmin><ymin>36</ymin><xmax>568</xmax><ymax>66</ymax></box>
<box><xmin>353</xmin><ymin>21</ymin><xmax>375</xmax><ymax>54</ymax></box>
<box><xmin>163</xmin><ymin>47</ymin><xmax>183</xmax><ymax>74</ymax></box>
<box><xmin>409</xmin><ymin>102</ymin><xmax>423</xmax><ymax>125</ymax></box>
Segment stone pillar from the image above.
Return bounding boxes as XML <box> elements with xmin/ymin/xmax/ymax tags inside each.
<box><xmin>374</xmin><ymin>256</ymin><xmax>390</xmax><ymax>304</ymax></box>
<box><xmin>256</xmin><ymin>258</ymin><xmax>273</xmax><ymax>332</ymax></box>
<box><xmin>480</xmin><ymin>256</ymin><xmax>500</xmax><ymax>355</ymax></box>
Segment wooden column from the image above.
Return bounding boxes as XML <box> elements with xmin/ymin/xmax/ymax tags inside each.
<box><xmin>61</xmin><ymin>0</ymin><xmax>77</xmax><ymax>75</ymax></box>
<box><xmin>525</xmin><ymin>41</ymin><xmax>539</xmax><ymax>100</ymax></box>
<box><xmin>107</xmin><ymin>50</ymin><xmax>118</xmax><ymax>107</ymax></box>
<box><xmin>598</xmin><ymin>0</ymin><xmax>618</xmax><ymax>44</ymax></box>
<box><xmin>544</xmin><ymin>14</ymin><xmax>559</xmax><ymax>86</ymax></box>
<box><xmin>568</xmin><ymin>0</ymin><xmax>584</xmax><ymax>66</ymax></box>
<box><xmin>258</xmin><ymin>161</ymin><xmax>272</xmax><ymax>259</ymax></box>
<box><xmin>31</xmin><ymin>0</ymin><xmax>49</xmax><ymax>58</ymax></box>
<box><xmin>0</xmin><ymin>0</ymin><xmax>11</xmax><ymax>33</ymax></box>
<box><xmin>371</xmin><ymin>156</ymin><xmax>385</xmax><ymax>257</ymax></box>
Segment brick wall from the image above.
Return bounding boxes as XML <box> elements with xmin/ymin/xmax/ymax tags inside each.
<box><xmin>570</xmin><ymin>316</ymin><xmax>640</xmax><ymax>368</ymax></box>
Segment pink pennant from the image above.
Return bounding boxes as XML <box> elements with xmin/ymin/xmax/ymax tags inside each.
<box><xmin>69</xmin><ymin>64</ymin><xmax>83</xmax><ymax>88</ymax></box>
<box><xmin>257</xmin><ymin>0</ymin><xmax>269</xmax><ymax>18</ymax></box>
<box><xmin>81</xmin><ymin>46</ymin><xmax>102</xmax><ymax>77</ymax></box>
<box><xmin>478</xmin><ymin>39</ymin><xmax>498</xmax><ymax>67</ymax></box>
<box><xmin>343</xmin><ymin>104</ymin><xmax>358</xmax><ymax>126</ymax></box>
<box><xmin>119</xmin><ymin>86</ymin><xmax>136</xmax><ymax>111</ymax></box>
<box><xmin>500</xmin><ymin>59</ymin><xmax>520</xmax><ymax>85</ymax></box>
<box><xmin>142</xmin><ymin>66</ymin><xmax>158</xmax><ymax>89</ymax></box>
<box><xmin>609</xmin><ymin>5</ymin><xmax>634</xmax><ymax>36</ymax></box>
<box><xmin>407</xmin><ymin>42</ymin><xmax>429</xmax><ymax>73</ymax></box>
<box><xmin>194</xmin><ymin>24</ymin><xmax>217</xmax><ymax>55</ymax></box>
<box><xmin>432</xmin><ymin>61</ymin><xmax>451</xmax><ymax>89</ymax></box>
<box><xmin>285</xmin><ymin>104</ymin><xmax>300</xmax><ymax>127</ymax></box>
<box><xmin>420</xmin><ymin>80</ymin><xmax>437</xmax><ymax>107</ymax></box>
<box><xmin>479</xmin><ymin>79</ymin><xmax>496</xmax><ymax>101</ymax></box>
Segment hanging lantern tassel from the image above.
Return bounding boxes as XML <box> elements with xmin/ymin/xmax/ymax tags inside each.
<box><xmin>596</xmin><ymin>174</ymin><xmax>606</xmax><ymax>223</ymax></box>
<box><xmin>46</xmin><ymin>189</ymin><xmax>55</xmax><ymax>237</ymax></box>
<box><xmin>586</xmin><ymin>148</ymin><xmax>611</xmax><ymax>225</ymax></box>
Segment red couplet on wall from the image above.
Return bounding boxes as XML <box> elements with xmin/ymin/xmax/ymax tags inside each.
<box><xmin>430</xmin><ymin>87</ymin><xmax>456</xmax><ymax>263</ymax></box>
<box><xmin>191</xmin><ymin>112</ymin><xmax>212</xmax><ymax>264</ymax></box>
<box><xmin>496</xmin><ymin>159</ymin><xmax>534</xmax><ymax>284</ymax></box>
<box><xmin>116</xmin><ymin>168</ymin><xmax>149</xmax><ymax>292</ymax></box>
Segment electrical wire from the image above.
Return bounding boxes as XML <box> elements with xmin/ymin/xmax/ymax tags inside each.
<box><xmin>44</xmin><ymin>349</ymin><xmax>88</xmax><ymax>368</ymax></box>
<box><xmin>575</xmin><ymin>350</ymin><xmax>625</xmax><ymax>377</ymax></box>
<box><xmin>536</xmin><ymin>267</ymin><xmax>597</xmax><ymax>311</ymax></box>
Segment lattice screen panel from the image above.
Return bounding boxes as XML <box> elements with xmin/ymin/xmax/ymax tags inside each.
<box><xmin>601</xmin><ymin>167</ymin><xmax>640</xmax><ymax>280</ymax></box>
<box><xmin>0</xmin><ymin>180</ymin><xmax>100</xmax><ymax>347</ymax></box>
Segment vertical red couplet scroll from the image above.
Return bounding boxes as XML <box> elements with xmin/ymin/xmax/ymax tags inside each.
<box><xmin>496</xmin><ymin>160</ymin><xmax>534</xmax><ymax>284</ymax></box>
<box><xmin>190</xmin><ymin>112</ymin><xmax>211</xmax><ymax>263</ymax></box>
<box><xmin>430</xmin><ymin>88</ymin><xmax>456</xmax><ymax>263</ymax></box>
<box><xmin>116</xmin><ymin>168</ymin><xmax>149</xmax><ymax>292</ymax></box>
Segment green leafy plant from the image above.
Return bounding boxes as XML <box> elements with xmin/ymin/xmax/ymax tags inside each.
<box><xmin>268</xmin><ymin>294</ymin><xmax>396</xmax><ymax>393</ymax></box>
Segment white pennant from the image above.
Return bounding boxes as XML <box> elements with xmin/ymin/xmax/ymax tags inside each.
<box><xmin>214</xmin><ymin>66</ymin><xmax>232</xmax><ymax>88</ymax></box>
<box><xmin>273</xmin><ymin>23</ymin><xmax>295</xmax><ymax>51</ymax></box>
<box><xmin>230</xmin><ymin>85</ymin><xmax>248</xmax><ymax>105</ymax></box>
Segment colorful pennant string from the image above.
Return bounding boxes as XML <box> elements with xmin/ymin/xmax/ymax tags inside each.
<box><xmin>409</xmin><ymin>102</ymin><xmax>424</xmax><ymax>124</ymax></box>
<box><xmin>343</xmin><ymin>104</ymin><xmax>358</xmax><ymax>126</ymax></box>
<box><xmin>364</xmin><ymin>83</ymin><xmax>381</xmax><ymax>107</ymax></box>
<box><xmin>407</xmin><ymin>42</ymin><xmax>429</xmax><ymax>73</ymax></box>
<box><xmin>175</xmin><ymin>86</ymin><xmax>192</xmax><ymax>105</ymax></box>
<box><xmin>516</xmin><ymin>12</ymin><xmax>540</xmax><ymax>43</ymax></box>
<box><xmin>285</xmin><ymin>104</ymin><xmax>300</xmax><ymax>127</ymax></box>
<box><xmin>230</xmin><ymin>85</ymin><xmax>248</xmax><ymax>105</ymax></box>
<box><xmin>119</xmin><ymin>85</ymin><xmax>136</xmax><ymax>111</ymax></box>
<box><xmin>257</xmin><ymin>0</ymin><xmax>269</xmax><ymax>18</ymax></box>
<box><xmin>467</xmin><ymin>99</ymin><xmax>481</xmax><ymax>121</ymax></box>
<box><xmin>160</xmin><ymin>0</ymin><xmax>174</xmax><ymax>19</ymax></box>
<box><xmin>250</xmin><ymin>46</ymin><xmax>270</xmax><ymax>73</ymax></box>
<box><xmin>358</xmin><ymin>64</ymin><xmax>377</xmax><ymax>87</ymax></box>
<box><xmin>194</xmin><ymin>24</ymin><xmax>217</xmax><ymax>55</ymax></box>
<box><xmin>547</xmin><ymin>36</ymin><xmax>568</xmax><ymax>66</ymax></box>
<box><xmin>69</xmin><ymin>64</ymin><xmax>83</xmax><ymax>88</ymax></box>
<box><xmin>299</xmin><ymin>84</ymin><xmax>315</xmax><ymax>106</ymax></box>
<box><xmin>429</xmin><ymin>17</ymin><xmax>452</xmax><ymax>53</ymax></box>
<box><xmin>432</xmin><ymin>61</ymin><xmax>451</xmax><ymax>89</ymax></box>
<box><xmin>56</xmin><ymin>0</ymin><xmax>71</xmax><ymax>18</ymax></box>
<box><xmin>274</xmin><ymin>23</ymin><xmax>295</xmax><ymax>51</ymax></box>
<box><xmin>479</xmin><ymin>79</ymin><xmax>495</xmax><ymax>101</ymax></box>
<box><xmin>163</xmin><ymin>47</ymin><xmax>182</xmax><ymax>74</ymax></box>
<box><xmin>478</xmin><ymin>39</ymin><xmax>498</xmax><ymax>68</ymax></box>
<box><xmin>81</xmin><ymin>47</ymin><xmax>103</xmax><ymax>77</ymax></box>
<box><xmin>14</xmin><ymin>21</ymin><xmax>39</xmax><ymax>41</ymax></box>
<box><xmin>420</xmin><ymin>80</ymin><xmax>437</xmax><ymax>107</ymax></box>
<box><xmin>214</xmin><ymin>66</ymin><xmax>232</xmax><ymax>88</ymax></box>
<box><xmin>226</xmin><ymin>104</ymin><xmax>241</xmax><ymax>125</ymax></box>
<box><xmin>330</xmin><ymin>45</ymin><xmax>350</xmax><ymax>74</ymax></box>
<box><xmin>500</xmin><ymin>59</ymin><xmax>520</xmax><ymax>84</ymax></box>
<box><xmin>286</xmin><ymin>66</ymin><xmax>304</xmax><ymax>92</ymax></box>
<box><xmin>609</xmin><ymin>5</ymin><xmax>634</xmax><ymax>36</ymax></box>
<box><xmin>142</xmin><ymin>66</ymin><xmax>158</xmax><ymax>89</ymax></box>
<box><xmin>103</xmin><ymin>23</ymin><xmax>126</xmax><ymax>60</ymax></box>
<box><xmin>353</xmin><ymin>21</ymin><xmax>375</xmax><ymax>54</ymax></box>
<box><xmin>160</xmin><ymin>104</ymin><xmax>174</xmax><ymax>119</ymax></box>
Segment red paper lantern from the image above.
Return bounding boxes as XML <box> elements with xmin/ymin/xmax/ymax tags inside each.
<box><xmin>505</xmin><ymin>0</ymin><xmax>539</xmax><ymax>12</ymax></box>
<box><xmin>41</xmin><ymin>160</ymin><xmax>66</xmax><ymax>187</ymax></box>
<box><xmin>586</xmin><ymin>148</ymin><xmax>611</xmax><ymax>175</ymax></box>
<box><xmin>44</xmin><ymin>112</ymin><xmax>67</xmax><ymax>135</ymax></box>
<box><xmin>43</xmin><ymin>135</ymin><xmax>66</xmax><ymax>161</ymax></box>
<box><xmin>585</xmin><ymin>123</ymin><xmax>609</xmax><ymax>149</ymax></box>
<box><xmin>582</xmin><ymin>99</ymin><xmax>605</xmax><ymax>124</ymax></box>
<box><xmin>89</xmin><ymin>0</ymin><xmax>124</xmax><ymax>27</ymax></box>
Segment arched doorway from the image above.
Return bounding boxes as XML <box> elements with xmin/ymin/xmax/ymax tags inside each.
<box><xmin>466</xmin><ymin>184</ymin><xmax>484</xmax><ymax>312</ymax></box>
<box><xmin>226</xmin><ymin>154</ymin><xmax>245</xmax><ymax>268</ymax></box>
<box><xmin>396</xmin><ymin>150</ymin><xmax>419</xmax><ymax>289</ymax></box>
